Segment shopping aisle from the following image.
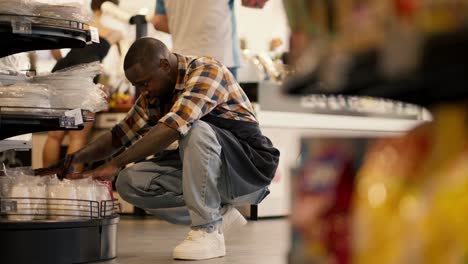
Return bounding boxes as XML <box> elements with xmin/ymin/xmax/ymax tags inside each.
<box><xmin>101</xmin><ymin>216</ymin><xmax>289</xmax><ymax>264</ymax></box>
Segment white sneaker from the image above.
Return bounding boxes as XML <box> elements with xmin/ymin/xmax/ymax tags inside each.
<box><xmin>172</xmin><ymin>229</ymin><xmax>226</xmax><ymax>260</ymax></box>
<box><xmin>222</xmin><ymin>206</ymin><xmax>248</xmax><ymax>234</ymax></box>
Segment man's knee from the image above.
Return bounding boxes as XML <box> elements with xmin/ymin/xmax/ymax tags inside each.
<box><xmin>115</xmin><ymin>167</ymin><xmax>134</xmax><ymax>201</ymax></box>
<box><xmin>180</xmin><ymin>121</ymin><xmax>219</xmax><ymax>151</ymax></box>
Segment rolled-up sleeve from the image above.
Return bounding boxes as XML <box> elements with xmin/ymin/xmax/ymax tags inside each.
<box><xmin>159</xmin><ymin>64</ymin><xmax>228</xmax><ymax>136</ymax></box>
<box><xmin>112</xmin><ymin>97</ymin><xmax>150</xmax><ymax>146</ymax></box>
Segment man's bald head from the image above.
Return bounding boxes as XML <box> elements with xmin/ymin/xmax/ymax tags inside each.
<box><xmin>124</xmin><ymin>38</ymin><xmax>178</xmax><ymax>102</ymax></box>
<box><xmin>124</xmin><ymin>37</ymin><xmax>171</xmax><ymax>71</ymax></box>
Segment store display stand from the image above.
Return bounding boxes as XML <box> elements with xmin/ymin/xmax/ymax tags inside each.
<box><xmin>0</xmin><ymin>198</ymin><xmax>120</xmax><ymax>264</ymax></box>
<box><xmin>0</xmin><ymin>10</ymin><xmax>120</xmax><ymax>264</ymax></box>
<box><xmin>0</xmin><ymin>14</ymin><xmax>95</xmax><ymax>145</ymax></box>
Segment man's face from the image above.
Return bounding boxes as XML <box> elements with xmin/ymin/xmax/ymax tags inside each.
<box><xmin>125</xmin><ymin>61</ymin><xmax>173</xmax><ymax>101</ymax></box>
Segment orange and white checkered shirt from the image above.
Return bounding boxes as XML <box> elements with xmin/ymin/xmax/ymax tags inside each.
<box><xmin>113</xmin><ymin>53</ymin><xmax>257</xmax><ymax>146</ymax></box>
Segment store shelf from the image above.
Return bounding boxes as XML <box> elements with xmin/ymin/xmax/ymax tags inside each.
<box><xmin>0</xmin><ymin>14</ymin><xmax>92</xmax><ymax>58</ymax></box>
<box><xmin>0</xmin><ymin>107</ymin><xmax>94</xmax><ymax>140</ymax></box>
<box><xmin>0</xmin><ymin>134</ymin><xmax>32</xmax><ymax>152</ymax></box>
<box><xmin>285</xmin><ymin>28</ymin><xmax>468</xmax><ymax>107</ymax></box>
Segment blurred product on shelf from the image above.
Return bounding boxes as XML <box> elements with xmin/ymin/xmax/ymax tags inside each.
<box><xmin>284</xmin><ymin>0</ymin><xmax>468</xmax><ymax>263</ymax></box>
<box><xmin>107</xmin><ymin>89</ymin><xmax>134</xmax><ymax>111</ymax></box>
<box><xmin>290</xmin><ymin>138</ymin><xmax>368</xmax><ymax>264</ymax></box>
<box><xmin>282</xmin><ymin>0</ymin><xmax>468</xmax><ymax>106</ymax></box>
<box><xmin>291</xmin><ymin>103</ymin><xmax>468</xmax><ymax>264</ymax></box>
<box><xmin>239</xmin><ymin>49</ymin><xmax>288</xmax><ymax>82</ymax></box>
<box><xmin>353</xmin><ymin>103</ymin><xmax>468</xmax><ymax>264</ymax></box>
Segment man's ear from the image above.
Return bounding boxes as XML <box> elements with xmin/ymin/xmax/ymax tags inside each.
<box><xmin>159</xmin><ymin>58</ymin><xmax>170</xmax><ymax>72</ymax></box>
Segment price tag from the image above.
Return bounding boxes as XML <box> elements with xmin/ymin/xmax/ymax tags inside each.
<box><xmin>65</xmin><ymin>108</ymin><xmax>84</xmax><ymax>126</ymax></box>
<box><xmin>11</xmin><ymin>20</ymin><xmax>32</xmax><ymax>34</ymax></box>
<box><xmin>89</xmin><ymin>26</ymin><xmax>100</xmax><ymax>43</ymax></box>
<box><xmin>1</xmin><ymin>200</ymin><xmax>17</xmax><ymax>213</ymax></box>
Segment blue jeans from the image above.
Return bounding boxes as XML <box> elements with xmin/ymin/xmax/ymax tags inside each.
<box><xmin>116</xmin><ymin>121</ymin><xmax>267</xmax><ymax>229</ymax></box>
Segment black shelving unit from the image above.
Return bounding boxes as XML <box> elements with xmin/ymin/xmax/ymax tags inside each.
<box><xmin>285</xmin><ymin>28</ymin><xmax>468</xmax><ymax>107</ymax></box>
<box><xmin>0</xmin><ymin>107</ymin><xmax>96</xmax><ymax>140</ymax></box>
<box><xmin>0</xmin><ymin>14</ymin><xmax>95</xmax><ymax>141</ymax></box>
<box><xmin>0</xmin><ymin>14</ymin><xmax>92</xmax><ymax>58</ymax></box>
<box><xmin>0</xmin><ymin>10</ymin><xmax>120</xmax><ymax>264</ymax></box>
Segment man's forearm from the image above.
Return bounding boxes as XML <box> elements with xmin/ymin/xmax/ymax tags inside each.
<box><xmin>112</xmin><ymin>123</ymin><xmax>179</xmax><ymax>167</ymax></box>
<box><xmin>73</xmin><ymin>131</ymin><xmax>120</xmax><ymax>164</ymax></box>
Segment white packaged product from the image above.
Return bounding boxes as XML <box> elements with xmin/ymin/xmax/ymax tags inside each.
<box><xmin>96</xmin><ymin>182</ymin><xmax>112</xmax><ymax>217</ymax></box>
<box><xmin>5</xmin><ymin>167</ymin><xmax>47</xmax><ymax>220</ymax></box>
<box><xmin>75</xmin><ymin>178</ymin><xmax>97</xmax><ymax>217</ymax></box>
<box><xmin>33</xmin><ymin>62</ymin><xmax>108</xmax><ymax>113</ymax></box>
<box><xmin>0</xmin><ymin>62</ymin><xmax>107</xmax><ymax>112</ymax></box>
<box><xmin>4</xmin><ymin>166</ymin><xmax>34</xmax><ymax>178</ymax></box>
<box><xmin>0</xmin><ymin>176</ymin><xmax>12</xmax><ymax>198</ymax></box>
<box><xmin>29</xmin><ymin>177</ymin><xmax>47</xmax><ymax>220</ymax></box>
<box><xmin>48</xmin><ymin>178</ymin><xmax>79</xmax><ymax>220</ymax></box>
<box><xmin>8</xmin><ymin>183</ymin><xmax>33</xmax><ymax>221</ymax></box>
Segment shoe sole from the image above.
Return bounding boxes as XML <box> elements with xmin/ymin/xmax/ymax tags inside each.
<box><xmin>173</xmin><ymin>250</ymin><xmax>226</xmax><ymax>260</ymax></box>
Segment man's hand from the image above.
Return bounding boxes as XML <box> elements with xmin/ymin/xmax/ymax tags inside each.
<box><xmin>79</xmin><ymin>161</ymin><xmax>120</xmax><ymax>181</ymax></box>
<box><xmin>34</xmin><ymin>154</ymin><xmax>76</xmax><ymax>179</ymax></box>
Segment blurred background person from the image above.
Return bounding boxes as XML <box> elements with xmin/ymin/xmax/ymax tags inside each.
<box><xmin>152</xmin><ymin>0</ymin><xmax>241</xmax><ymax>79</ymax></box>
<box><xmin>42</xmin><ymin>0</ymin><xmax>123</xmax><ymax>172</ymax></box>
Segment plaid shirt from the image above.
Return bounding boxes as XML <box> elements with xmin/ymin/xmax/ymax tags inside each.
<box><xmin>112</xmin><ymin>54</ymin><xmax>257</xmax><ymax>146</ymax></box>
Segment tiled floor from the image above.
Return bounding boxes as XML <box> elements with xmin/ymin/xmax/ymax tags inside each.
<box><xmin>101</xmin><ymin>216</ymin><xmax>290</xmax><ymax>264</ymax></box>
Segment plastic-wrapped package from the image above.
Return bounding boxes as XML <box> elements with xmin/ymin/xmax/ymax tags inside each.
<box><xmin>47</xmin><ymin>177</ymin><xmax>79</xmax><ymax>220</ymax></box>
<box><xmin>95</xmin><ymin>181</ymin><xmax>112</xmax><ymax>217</ymax></box>
<box><xmin>3</xmin><ymin>168</ymin><xmax>48</xmax><ymax>221</ymax></box>
<box><xmin>49</xmin><ymin>61</ymin><xmax>102</xmax><ymax>77</ymax></box>
<box><xmin>4</xmin><ymin>166</ymin><xmax>35</xmax><ymax>177</ymax></box>
<box><xmin>0</xmin><ymin>54</ymin><xmax>30</xmax><ymax>76</ymax></box>
<box><xmin>75</xmin><ymin>178</ymin><xmax>97</xmax><ymax>217</ymax></box>
<box><xmin>0</xmin><ymin>62</ymin><xmax>108</xmax><ymax>112</ymax></box>
<box><xmin>0</xmin><ymin>176</ymin><xmax>12</xmax><ymax>198</ymax></box>
<box><xmin>8</xmin><ymin>183</ymin><xmax>32</xmax><ymax>221</ymax></box>
<box><xmin>0</xmin><ymin>72</ymin><xmax>28</xmax><ymax>87</ymax></box>
<box><xmin>29</xmin><ymin>176</ymin><xmax>47</xmax><ymax>220</ymax></box>
<box><xmin>6</xmin><ymin>172</ymin><xmax>35</xmax><ymax>221</ymax></box>
<box><xmin>0</xmin><ymin>83</ymin><xmax>52</xmax><ymax>108</ymax></box>
<box><xmin>33</xmin><ymin>62</ymin><xmax>108</xmax><ymax>113</ymax></box>
<box><xmin>0</xmin><ymin>0</ymin><xmax>92</xmax><ymax>23</ymax></box>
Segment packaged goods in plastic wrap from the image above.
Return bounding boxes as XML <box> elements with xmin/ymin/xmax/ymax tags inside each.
<box><xmin>33</xmin><ymin>62</ymin><xmax>108</xmax><ymax>113</ymax></box>
<box><xmin>0</xmin><ymin>168</ymin><xmax>115</xmax><ymax>221</ymax></box>
<box><xmin>8</xmin><ymin>182</ymin><xmax>32</xmax><ymax>221</ymax></box>
<box><xmin>29</xmin><ymin>177</ymin><xmax>47</xmax><ymax>220</ymax></box>
<box><xmin>0</xmin><ymin>83</ymin><xmax>52</xmax><ymax>108</ymax></box>
<box><xmin>0</xmin><ymin>0</ymin><xmax>92</xmax><ymax>23</ymax></box>
<box><xmin>75</xmin><ymin>177</ymin><xmax>97</xmax><ymax>217</ymax></box>
<box><xmin>96</xmin><ymin>181</ymin><xmax>113</xmax><ymax>217</ymax></box>
<box><xmin>0</xmin><ymin>62</ymin><xmax>107</xmax><ymax>112</ymax></box>
<box><xmin>0</xmin><ymin>54</ymin><xmax>30</xmax><ymax>76</ymax></box>
<box><xmin>0</xmin><ymin>176</ymin><xmax>12</xmax><ymax>198</ymax></box>
<box><xmin>3</xmin><ymin>167</ymin><xmax>47</xmax><ymax>221</ymax></box>
<box><xmin>47</xmin><ymin>177</ymin><xmax>79</xmax><ymax>220</ymax></box>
